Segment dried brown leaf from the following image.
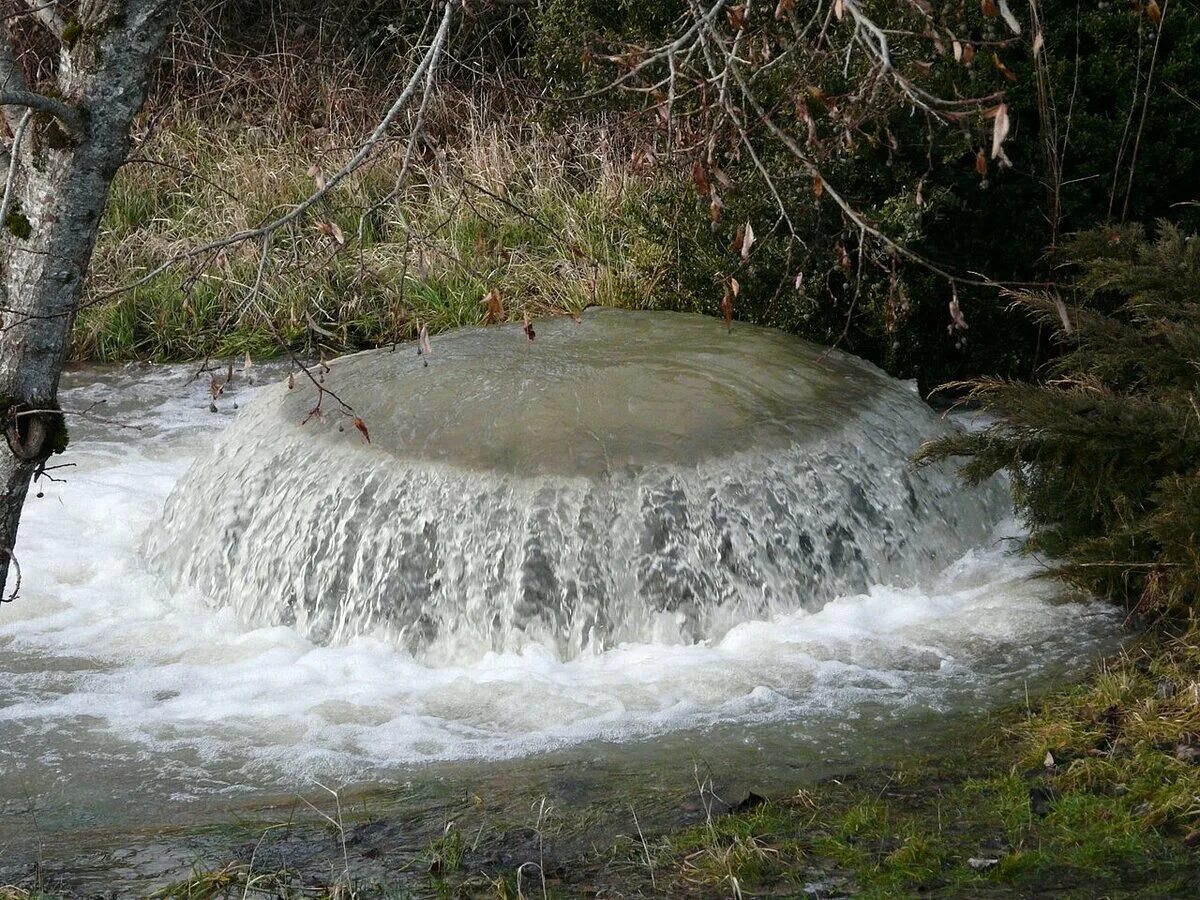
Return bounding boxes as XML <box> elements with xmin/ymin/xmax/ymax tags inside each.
<box><xmin>353</xmin><ymin>416</ymin><xmax>371</xmax><ymax>444</ymax></box>
<box><xmin>740</xmin><ymin>221</ymin><xmax>756</xmax><ymax>261</ymax></box>
<box><xmin>720</xmin><ymin>287</ymin><xmax>734</xmax><ymax>331</ymax></box>
<box><xmin>482</xmin><ymin>288</ymin><xmax>504</xmax><ymax>325</ymax></box>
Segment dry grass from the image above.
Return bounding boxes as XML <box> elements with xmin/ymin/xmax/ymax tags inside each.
<box><xmin>77</xmin><ymin>91</ymin><xmax>663</xmax><ymax>361</ymax></box>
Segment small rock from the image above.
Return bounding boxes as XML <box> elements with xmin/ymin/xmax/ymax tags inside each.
<box><xmin>732</xmin><ymin>791</ymin><xmax>767</xmax><ymax>813</ymax></box>
<box><xmin>1176</xmin><ymin>744</ymin><xmax>1200</xmax><ymax>764</ymax></box>
<box><xmin>1043</xmin><ymin>750</ymin><xmax>1055</xmax><ymax>768</ymax></box>
<box><xmin>978</xmin><ymin>836</ymin><xmax>1011</xmax><ymax>856</ymax></box>
<box><xmin>1029</xmin><ymin>784</ymin><xmax>1056</xmax><ymax>817</ymax></box>
<box><xmin>967</xmin><ymin>857</ymin><xmax>1000</xmax><ymax>870</ymax></box>
<box><xmin>1154</xmin><ymin>679</ymin><xmax>1178</xmax><ymax>701</ymax></box>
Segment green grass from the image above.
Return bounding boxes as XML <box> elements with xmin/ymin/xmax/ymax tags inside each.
<box><xmin>617</xmin><ymin>616</ymin><xmax>1200</xmax><ymax>898</ymax></box>
<box><xmin>76</xmin><ymin>95</ymin><xmax>663</xmax><ymax>362</ymax></box>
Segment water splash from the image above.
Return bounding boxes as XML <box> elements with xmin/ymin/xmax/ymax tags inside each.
<box><xmin>148</xmin><ymin>310</ymin><xmax>1007</xmax><ymax>660</ymax></box>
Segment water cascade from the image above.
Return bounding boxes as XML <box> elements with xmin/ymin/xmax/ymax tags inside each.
<box><xmin>149</xmin><ymin>309</ymin><xmax>1007</xmax><ymax>661</ymax></box>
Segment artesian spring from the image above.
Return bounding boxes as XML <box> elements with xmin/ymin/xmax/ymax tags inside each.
<box><xmin>149</xmin><ymin>309</ymin><xmax>1007</xmax><ymax>661</ymax></box>
<box><xmin>0</xmin><ymin>309</ymin><xmax>1120</xmax><ymax>878</ymax></box>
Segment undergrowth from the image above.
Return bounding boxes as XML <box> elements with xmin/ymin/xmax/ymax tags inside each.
<box><xmin>919</xmin><ymin>224</ymin><xmax>1200</xmax><ymax>617</ymax></box>
<box><xmin>76</xmin><ymin>93</ymin><xmax>661</xmax><ymax>362</ymax></box>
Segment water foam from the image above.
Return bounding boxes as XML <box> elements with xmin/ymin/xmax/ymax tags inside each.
<box><xmin>0</xmin><ymin>356</ymin><xmax>1119</xmax><ymax>817</ymax></box>
<box><xmin>148</xmin><ymin>311</ymin><xmax>1010</xmax><ymax>658</ymax></box>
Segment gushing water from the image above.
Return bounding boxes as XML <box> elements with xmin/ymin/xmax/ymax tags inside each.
<box><xmin>0</xmin><ymin>316</ymin><xmax>1120</xmax><ymax>865</ymax></box>
<box><xmin>149</xmin><ymin>310</ymin><xmax>1008</xmax><ymax>659</ymax></box>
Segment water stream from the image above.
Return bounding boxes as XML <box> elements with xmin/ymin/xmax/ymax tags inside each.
<box><xmin>0</xmin><ymin>311</ymin><xmax>1121</xmax><ymax>888</ymax></box>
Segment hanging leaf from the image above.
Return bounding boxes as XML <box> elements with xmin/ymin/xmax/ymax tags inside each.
<box><xmin>952</xmin><ymin>39</ymin><xmax>963</xmax><ymax>62</ymax></box>
<box><xmin>287</xmin><ymin>371</ymin><xmax>296</xmax><ymax>390</ymax></box>
<box><xmin>812</xmin><ymin>174</ymin><xmax>825</xmax><ymax>198</ymax></box>
<box><xmin>833</xmin><ymin>0</ymin><xmax>845</xmax><ymax>21</ymax></box>
<box><xmin>836</xmin><ymin>243</ymin><xmax>852</xmax><ymax>272</ymax></box>
<box><xmin>523</xmin><ymin>313</ymin><xmax>536</xmax><ymax>341</ymax></box>
<box><xmin>795</xmin><ymin>96</ymin><xmax>817</xmax><ymax>144</ymax></box>
<box><xmin>993</xmin><ymin>53</ymin><xmax>1018</xmax><ymax>83</ymax></box>
<box><xmin>975</xmin><ymin>149</ymin><xmax>988</xmax><ymax>178</ymax></box>
<box><xmin>740</xmin><ymin>221</ymin><xmax>756</xmax><ymax>260</ymax></box>
<box><xmin>962</xmin><ymin>43</ymin><xmax>975</xmax><ymax>65</ymax></box>
<box><xmin>981</xmin><ymin>0</ymin><xmax>998</xmax><ymax>18</ymax></box>
<box><xmin>418</xmin><ymin>323</ymin><xmax>432</xmax><ymax>357</ymax></box>
<box><xmin>306</xmin><ymin>164</ymin><xmax>326</xmax><ymax>191</ymax></box>
<box><xmin>691</xmin><ymin>161</ymin><xmax>709</xmax><ymax>197</ymax></box>
<box><xmin>482</xmin><ymin>288</ymin><xmax>504</xmax><ymax>325</ymax></box>
<box><xmin>774</xmin><ymin>0</ymin><xmax>795</xmax><ymax>20</ymax></box>
<box><xmin>316</xmin><ymin>220</ymin><xmax>345</xmax><ymax>246</ymax></box>
<box><xmin>353</xmin><ymin>416</ymin><xmax>371</xmax><ymax>444</ymax></box>
<box><xmin>997</xmin><ymin>0</ymin><xmax>1022</xmax><ymax>34</ymax></box>
<box><xmin>1146</xmin><ymin>0</ymin><xmax>1162</xmax><ymax>25</ymax></box>
<box><xmin>720</xmin><ymin>286</ymin><xmax>734</xmax><ymax>331</ymax></box>
<box><xmin>729</xmin><ymin>222</ymin><xmax>745</xmax><ymax>255</ymax></box>
<box><xmin>727</xmin><ymin>5</ymin><xmax>747</xmax><ymax>30</ymax></box>
<box><xmin>948</xmin><ymin>290</ymin><xmax>968</xmax><ymax>332</ymax></box>
<box><xmin>1032</xmin><ymin>30</ymin><xmax>1045</xmax><ymax>55</ymax></box>
<box><xmin>709</xmin><ymin>188</ymin><xmax>724</xmax><ymax>223</ymax></box>
<box><xmin>729</xmin><ymin>276</ymin><xmax>740</xmax><ymax>297</ymax></box>
<box><xmin>987</xmin><ymin>103</ymin><xmax>1011</xmax><ymax>159</ymax></box>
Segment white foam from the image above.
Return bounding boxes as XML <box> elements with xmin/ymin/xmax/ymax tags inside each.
<box><xmin>0</xmin><ymin>364</ymin><xmax>1119</xmax><ymax>804</ymax></box>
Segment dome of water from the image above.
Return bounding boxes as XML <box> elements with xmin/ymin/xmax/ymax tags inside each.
<box><xmin>149</xmin><ymin>309</ymin><xmax>1006</xmax><ymax>660</ymax></box>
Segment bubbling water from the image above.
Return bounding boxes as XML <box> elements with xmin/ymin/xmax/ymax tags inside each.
<box><xmin>148</xmin><ymin>310</ymin><xmax>1006</xmax><ymax>661</ymax></box>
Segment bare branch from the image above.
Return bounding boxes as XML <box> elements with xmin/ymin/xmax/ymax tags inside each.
<box><xmin>0</xmin><ymin>108</ymin><xmax>30</xmax><ymax>229</ymax></box>
<box><xmin>0</xmin><ymin>90</ymin><xmax>85</xmax><ymax>138</ymax></box>
<box><xmin>0</xmin><ymin>26</ymin><xmax>30</xmax><ymax>132</ymax></box>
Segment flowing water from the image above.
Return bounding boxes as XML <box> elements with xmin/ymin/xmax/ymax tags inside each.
<box><xmin>0</xmin><ymin>311</ymin><xmax>1121</xmax><ymax>888</ymax></box>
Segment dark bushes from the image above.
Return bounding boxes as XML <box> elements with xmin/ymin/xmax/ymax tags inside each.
<box><xmin>918</xmin><ymin>224</ymin><xmax>1200</xmax><ymax>616</ymax></box>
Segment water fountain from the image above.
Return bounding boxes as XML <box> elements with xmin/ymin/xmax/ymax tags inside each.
<box><xmin>149</xmin><ymin>309</ymin><xmax>1007</xmax><ymax>660</ymax></box>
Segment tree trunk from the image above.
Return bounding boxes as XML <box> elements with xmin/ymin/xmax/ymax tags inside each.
<box><xmin>0</xmin><ymin>1</ymin><xmax>179</xmax><ymax>596</ymax></box>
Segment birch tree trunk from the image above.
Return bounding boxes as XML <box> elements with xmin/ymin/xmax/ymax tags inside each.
<box><xmin>0</xmin><ymin>0</ymin><xmax>179</xmax><ymax>596</ymax></box>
